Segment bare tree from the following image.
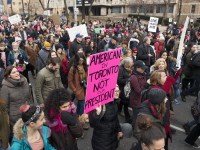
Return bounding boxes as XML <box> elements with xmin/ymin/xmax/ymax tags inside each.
<box><xmin>177</xmin><ymin>0</ymin><xmax>182</xmax><ymax>25</ymax></box>
<box><xmin>88</xmin><ymin>0</ymin><xmax>94</xmax><ymax>22</ymax></box>
<box><xmin>21</xmin><ymin>0</ymin><xmax>25</xmax><ymax>15</ymax></box>
<box><xmin>38</xmin><ymin>0</ymin><xmax>45</xmax><ymax>10</ymax></box>
<box><xmin>82</xmin><ymin>0</ymin><xmax>86</xmax><ymax>20</ymax></box>
<box><xmin>63</xmin><ymin>0</ymin><xmax>69</xmax><ymax>21</ymax></box>
<box><xmin>27</xmin><ymin>0</ymin><xmax>31</xmax><ymax>15</ymax></box>
<box><xmin>46</xmin><ymin>0</ymin><xmax>50</xmax><ymax>10</ymax></box>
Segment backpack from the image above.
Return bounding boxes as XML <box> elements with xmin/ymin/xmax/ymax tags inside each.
<box><xmin>124</xmin><ymin>80</ymin><xmax>131</xmax><ymax>98</ymax></box>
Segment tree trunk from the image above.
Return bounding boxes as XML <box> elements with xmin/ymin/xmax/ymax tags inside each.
<box><xmin>22</xmin><ymin>0</ymin><xmax>25</xmax><ymax>15</ymax></box>
<box><xmin>38</xmin><ymin>0</ymin><xmax>45</xmax><ymax>10</ymax></box>
<box><xmin>82</xmin><ymin>0</ymin><xmax>85</xmax><ymax>20</ymax></box>
<box><xmin>2</xmin><ymin>0</ymin><xmax>8</xmax><ymax>15</ymax></box>
<box><xmin>27</xmin><ymin>0</ymin><xmax>31</xmax><ymax>16</ymax></box>
<box><xmin>47</xmin><ymin>0</ymin><xmax>50</xmax><ymax>9</ymax></box>
<box><xmin>177</xmin><ymin>0</ymin><xmax>182</xmax><ymax>25</ymax></box>
<box><xmin>64</xmin><ymin>0</ymin><xmax>69</xmax><ymax>21</ymax></box>
<box><xmin>88</xmin><ymin>0</ymin><xmax>94</xmax><ymax>22</ymax></box>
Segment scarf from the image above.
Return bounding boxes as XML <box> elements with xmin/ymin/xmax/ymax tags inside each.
<box><xmin>145</xmin><ymin>100</ymin><xmax>162</xmax><ymax>119</ymax></box>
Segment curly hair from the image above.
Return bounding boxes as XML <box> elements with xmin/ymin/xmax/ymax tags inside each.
<box><xmin>44</xmin><ymin>88</ymin><xmax>72</xmax><ymax>122</ymax></box>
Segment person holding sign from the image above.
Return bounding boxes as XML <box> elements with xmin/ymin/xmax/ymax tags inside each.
<box><xmin>89</xmin><ymin>84</ymin><xmax>123</xmax><ymax>150</ymax></box>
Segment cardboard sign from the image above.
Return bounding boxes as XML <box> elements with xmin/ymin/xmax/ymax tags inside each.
<box><xmin>148</xmin><ymin>17</ymin><xmax>159</xmax><ymax>32</ymax></box>
<box><xmin>84</xmin><ymin>48</ymin><xmax>122</xmax><ymax>113</ymax></box>
<box><xmin>51</xmin><ymin>15</ymin><xmax>61</xmax><ymax>25</ymax></box>
<box><xmin>8</xmin><ymin>14</ymin><xmax>21</xmax><ymax>25</ymax></box>
<box><xmin>176</xmin><ymin>16</ymin><xmax>190</xmax><ymax>68</ymax></box>
<box><xmin>67</xmin><ymin>24</ymin><xmax>88</xmax><ymax>41</ymax></box>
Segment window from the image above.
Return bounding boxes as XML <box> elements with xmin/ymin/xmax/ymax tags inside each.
<box><xmin>19</xmin><ymin>2</ymin><xmax>21</xmax><ymax>5</ymax></box>
<box><xmin>168</xmin><ymin>4</ymin><xmax>174</xmax><ymax>13</ymax></box>
<box><xmin>191</xmin><ymin>5</ymin><xmax>196</xmax><ymax>13</ymax></box>
<box><xmin>156</xmin><ymin>5</ymin><xmax>165</xmax><ymax>13</ymax></box>
<box><xmin>12</xmin><ymin>2</ymin><xmax>15</xmax><ymax>5</ymax></box>
<box><xmin>111</xmin><ymin>7</ymin><xmax>121</xmax><ymax>13</ymax></box>
<box><xmin>24</xmin><ymin>3</ymin><xmax>27</xmax><ymax>6</ymax></box>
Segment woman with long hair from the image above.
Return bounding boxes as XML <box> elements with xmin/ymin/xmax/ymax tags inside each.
<box><xmin>68</xmin><ymin>53</ymin><xmax>87</xmax><ymax>116</ymax></box>
<box><xmin>44</xmin><ymin>88</ymin><xmax>83</xmax><ymax>150</ymax></box>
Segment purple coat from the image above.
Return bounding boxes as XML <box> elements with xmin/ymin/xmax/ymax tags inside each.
<box><xmin>130</xmin><ymin>71</ymin><xmax>146</xmax><ymax>108</ymax></box>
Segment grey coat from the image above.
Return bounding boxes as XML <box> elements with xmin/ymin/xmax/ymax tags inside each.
<box><xmin>0</xmin><ymin>76</ymin><xmax>32</xmax><ymax>125</ymax></box>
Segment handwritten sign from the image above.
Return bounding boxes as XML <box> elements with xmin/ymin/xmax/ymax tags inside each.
<box><xmin>148</xmin><ymin>17</ymin><xmax>159</xmax><ymax>33</ymax></box>
<box><xmin>176</xmin><ymin>16</ymin><xmax>190</xmax><ymax>68</ymax></box>
<box><xmin>67</xmin><ymin>24</ymin><xmax>88</xmax><ymax>42</ymax></box>
<box><xmin>8</xmin><ymin>14</ymin><xmax>21</xmax><ymax>25</ymax></box>
<box><xmin>84</xmin><ymin>48</ymin><xmax>122</xmax><ymax>113</ymax></box>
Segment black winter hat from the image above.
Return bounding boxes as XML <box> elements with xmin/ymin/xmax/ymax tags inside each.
<box><xmin>55</xmin><ymin>44</ymin><xmax>63</xmax><ymax>51</ymax></box>
<box><xmin>148</xmin><ymin>88</ymin><xmax>166</xmax><ymax>105</ymax></box>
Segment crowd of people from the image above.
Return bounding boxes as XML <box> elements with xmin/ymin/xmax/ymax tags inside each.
<box><xmin>0</xmin><ymin>14</ymin><xmax>199</xmax><ymax>150</ymax></box>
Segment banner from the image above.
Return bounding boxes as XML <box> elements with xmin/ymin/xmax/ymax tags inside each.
<box><xmin>44</xmin><ymin>10</ymin><xmax>51</xmax><ymax>16</ymax></box>
<box><xmin>67</xmin><ymin>24</ymin><xmax>88</xmax><ymax>41</ymax></box>
<box><xmin>176</xmin><ymin>16</ymin><xmax>190</xmax><ymax>68</ymax></box>
<box><xmin>84</xmin><ymin>48</ymin><xmax>122</xmax><ymax>113</ymax></box>
<box><xmin>8</xmin><ymin>14</ymin><xmax>21</xmax><ymax>25</ymax></box>
<box><xmin>148</xmin><ymin>17</ymin><xmax>159</xmax><ymax>32</ymax></box>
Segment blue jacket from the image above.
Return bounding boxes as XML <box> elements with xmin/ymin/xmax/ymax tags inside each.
<box><xmin>7</xmin><ymin>49</ymin><xmax>28</xmax><ymax>66</ymax></box>
<box><xmin>11</xmin><ymin>119</ymin><xmax>55</xmax><ymax>150</ymax></box>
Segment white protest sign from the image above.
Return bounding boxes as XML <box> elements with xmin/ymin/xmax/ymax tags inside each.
<box><xmin>44</xmin><ymin>10</ymin><xmax>51</xmax><ymax>16</ymax></box>
<box><xmin>148</xmin><ymin>17</ymin><xmax>159</xmax><ymax>32</ymax></box>
<box><xmin>176</xmin><ymin>16</ymin><xmax>190</xmax><ymax>68</ymax></box>
<box><xmin>8</xmin><ymin>14</ymin><xmax>21</xmax><ymax>25</ymax></box>
<box><xmin>67</xmin><ymin>24</ymin><xmax>88</xmax><ymax>41</ymax></box>
<box><xmin>169</xmin><ymin>18</ymin><xmax>173</xmax><ymax>23</ymax></box>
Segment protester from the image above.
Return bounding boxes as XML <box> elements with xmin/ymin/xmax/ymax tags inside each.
<box><xmin>1</xmin><ymin>66</ymin><xmax>33</xmax><ymax>129</ymax></box>
<box><xmin>44</xmin><ymin>88</ymin><xmax>83</xmax><ymax>150</ymax></box>
<box><xmin>130</xmin><ymin>60</ymin><xmax>147</xmax><ymax>127</ymax></box>
<box><xmin>0</xmin><ymin>98</ymin><xmax>10</xmax><ymax>150</ymax></box>
<box><xmin>36</xmin><ymin>41</ymin><xmax>52</xmax><ymax>72</ymax></box>
<box><xmin>131</xmin><ymin>113</ymin><xmax>166</xmax><ymax>150</ymax></box>
<box><xmin>35</xmin><ymin>57</ymin><xmax>63</xmax><ymax>105</ymax></box>
<box><xmin>89</xmin><ymin>85</ymin><xmax>123</xmax><ymax>150</ymax></box>
<box><xmin>117</xmin><ymin>57</ymin><xmax>133</xmax><ymax>123</ymax></box>
<box><xmin>11</xmin><ymin>104</ymin><xmax>55</xmax><ymax>150</ymax></box>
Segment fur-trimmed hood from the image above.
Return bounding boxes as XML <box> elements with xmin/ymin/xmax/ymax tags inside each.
<box><xmin>13</xmin><ymin>118</ymin><xmax>25</xmax><ymax>140</ymax></box>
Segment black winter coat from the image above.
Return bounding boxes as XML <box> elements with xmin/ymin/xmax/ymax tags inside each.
<box><xmin>117</xmin><ymin>65</ymin><xmax>131</xmax><ymax>104</ymax></box>
<box><xmin>89</xmin><ymin>101</ymin><xmax>121</xmax><ymax>150</ymax></box>
<box><xmin>137</xmin><ymin>44</ymin><xmax>155</xmax><ymax>66</ymax></box>
<box><xmin>69</xmin><ymin>40</ymin><xmax>84</xmax><ymax>58</ymax></box>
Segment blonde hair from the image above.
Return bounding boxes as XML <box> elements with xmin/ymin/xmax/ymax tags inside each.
<box><xmin>150</xmin><ymin>71</ymin><xmax>162</xmax><ymax>85</ymax></box>
<box><xmin>154</xmin><ymin>58</ymin><xmax>167</xmax><ymax>70</ymax></box>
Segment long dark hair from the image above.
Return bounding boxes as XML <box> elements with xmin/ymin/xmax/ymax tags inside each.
<box><xmin>72</xmin><ymin>53</ymin><xmax>87</xmax><ymax>80</ymax></box>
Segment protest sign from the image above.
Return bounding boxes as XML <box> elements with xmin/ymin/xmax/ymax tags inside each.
<box><xmin>176</xmin><ymin>16</ymin><xmax>190</xmax><ymax>68</ymax></box>
<box><xmin>67</xmin><ymin>24</ymin><xmax>88</xmax><ymax>41</ymax></box>
<box><xmin>8</xmin><ymin>14</ymin><xmax>21</xmax><ymax>25</ymax></box>
<box><xmin>50</xmin><ymin>15</ymin><xmax>61</xmax><ymax>25</ymax></box>
<box><xmin>148</xmin><ymin>17</ymin><xmax>159</xmax><ymax>32</ymax></box>
<box><xmin>84</xmin><ymin>48</ymin><xmax>122</xmax><ymax>113</ymax></box>
<box><xmin>44</xmin><ymin>10</ymin><xmax>51</xmax><ymax>16</ymax></box>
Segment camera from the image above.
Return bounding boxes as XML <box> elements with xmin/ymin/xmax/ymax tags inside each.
<box><xmin>80</xmin><ymin>80</ymin><xmax>87</xmax><ymax>88</ymax></box>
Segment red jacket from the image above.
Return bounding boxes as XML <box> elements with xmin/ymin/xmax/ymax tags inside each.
<box><xmin>154</xmin><ymin>40</ymin><xmax>164</xmax><ymax>59</ymax></box>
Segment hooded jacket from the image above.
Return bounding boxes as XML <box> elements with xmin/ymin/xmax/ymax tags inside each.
<box><xmin>1</xmin><ymin>75</ymin><xmax>32</xmax><ymax>125</ymax></box>
<box><xmin>11</xmin><ymin>119</ymin><xmax>55</xmax><ymax>150</ymax></box>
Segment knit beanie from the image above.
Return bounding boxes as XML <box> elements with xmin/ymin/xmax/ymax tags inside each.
<box><xmin>148</xmin><ymin>88</ymin><xmax>166</xmax><ymax>105</ymax></box>
<box><xmin>44</xmin><ymin>41</ymin><xmax>51</xmax><ymax>47</ymax></box>
<box><xmin>55</xmin><ymin>44</ymin><xmax>63</xmax><ymax>51</ymax></box>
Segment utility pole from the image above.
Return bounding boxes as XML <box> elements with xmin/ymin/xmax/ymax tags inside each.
<box><xmin>74</xmin><ymin>0</ymin><xmax>77</xmax><ymax>25</ymax></box>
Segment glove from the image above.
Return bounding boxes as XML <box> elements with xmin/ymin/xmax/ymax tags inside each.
<box><xmin>60</xmin><ymin>111</ymin><xmax>76</xmax><ymax>126</ymax></box>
